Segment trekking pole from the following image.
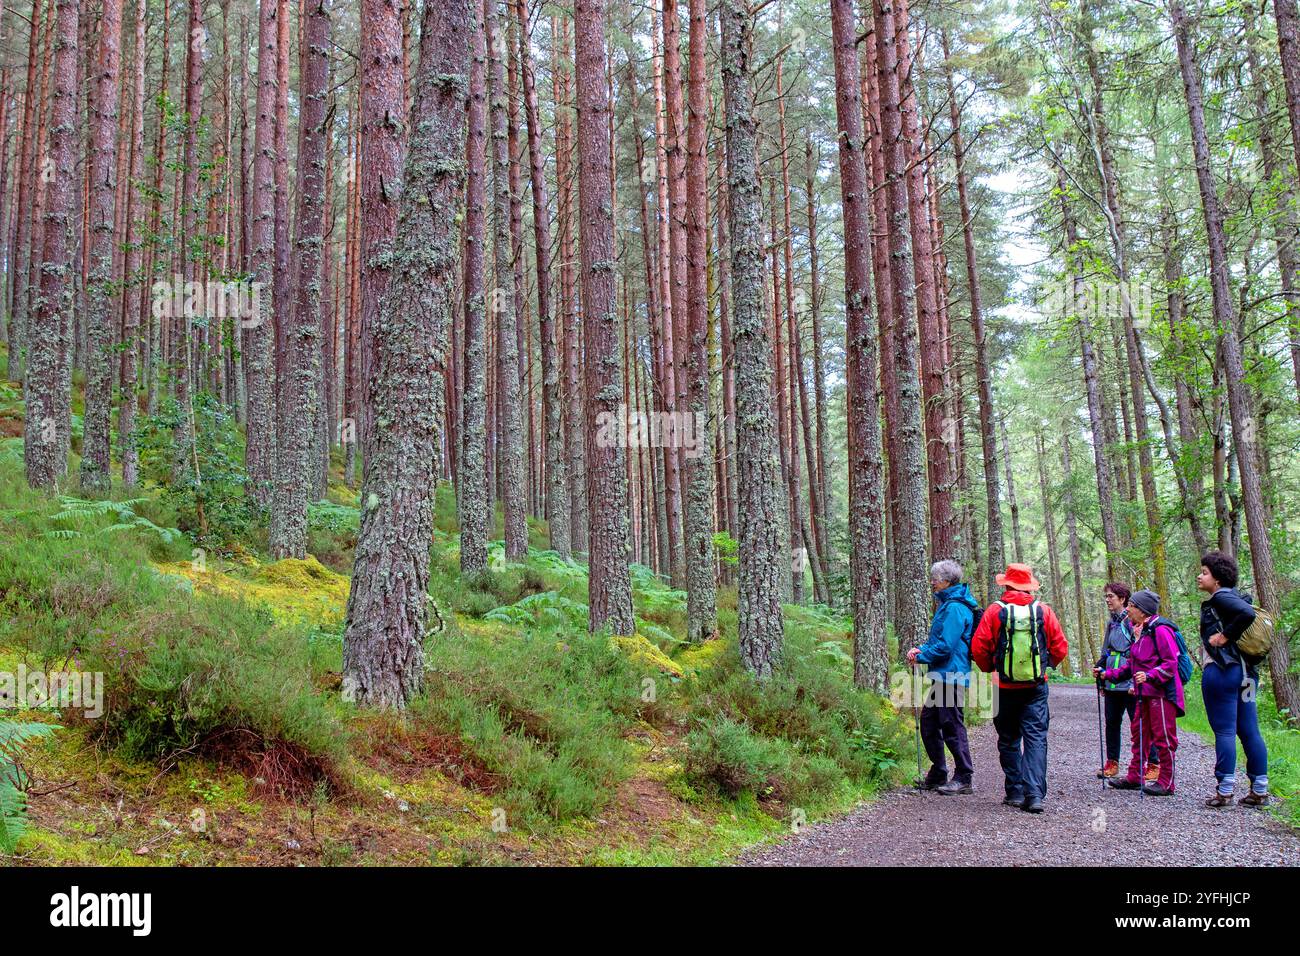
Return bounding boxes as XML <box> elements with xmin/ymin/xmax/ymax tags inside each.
<box><xmin>1136</xmin><ymin>689</ymin><xmax>1145</xmax><ymax>802</ymax></box>
<box><xmin>1095</xmin><ymin>678</ymin><xmax>1106</xmax><ymax>792</ymax></box>
<box><xmin>913</xmin><ymin>667</ymin><xmax>923</xmax><ymax>788</ymax></box>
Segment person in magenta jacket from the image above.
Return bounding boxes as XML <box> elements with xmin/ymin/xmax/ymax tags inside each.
<box><xmin>1095</xmin><ymin>589</ymin><xmax>1183</xmax><ymax>796</ymax></box>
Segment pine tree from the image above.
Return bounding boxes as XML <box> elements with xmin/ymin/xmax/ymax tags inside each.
<box><xmin>343</xmin><ymin>0</ymin><xmax>472</xmax><ymax>709</ymax></box>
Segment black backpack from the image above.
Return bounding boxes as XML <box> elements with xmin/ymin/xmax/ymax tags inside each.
<box><xmin>951</xmin><ymin>595</ymin><xmax>982</xmax><ymax>647</ymax></box>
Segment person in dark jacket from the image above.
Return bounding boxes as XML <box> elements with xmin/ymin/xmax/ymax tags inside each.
<box><xmin>1096</xmin><ymin>583</ymin><xmax>1133</xmax><ymax>778</ymax></box>
<box><xmin>906</xmin><ymin>560</ymin><xmax>978</xmax><ymax>796</ymax></box>
<box><xmin>1197</xmin><ymin>551</ymin><xmax>1269</xmax><ymax>808</ymax></box>
<box><xmin>970</xmin><ymin>563</ymin><xmax>1068</xmax><ymax>814</ymax></box>
<box><xmin>1096</xmin><ymin>589</ymin><xmax>1183</xmax><ymax>795</ymax></box>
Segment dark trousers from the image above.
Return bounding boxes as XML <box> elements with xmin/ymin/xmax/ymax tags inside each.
<box><xmin>1102</xmin><ymin>689</ymin><xmax>1159</xmax><ymax>764</ymax></box>
<box><xmin>1202</xmin><ymin>661</ymin><xmax>1268</xmax><ymax>794</ymax></box>
<box><xmin>1103</xmin><ymin>690</ymin><xmax>1134</xmax><ymax>761</ymax></box>
<box><xmin>919</xmin><ymin>682</ymin><xmax>973</xmax><ymax>784</ymax></box>
<box><xmin>993</xmin><ymin>682</ymin><xmax>1049</xmax><ymax>801</ymax></box>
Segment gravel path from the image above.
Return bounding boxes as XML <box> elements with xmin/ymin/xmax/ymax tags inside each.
<box><xmin>742</xmin><ymin>682</ymin><xmax>1300</xmax><ymax>866</ymax></box>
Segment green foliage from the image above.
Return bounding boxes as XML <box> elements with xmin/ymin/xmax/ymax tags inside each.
<box><xmin>45</xmin><ymin>496</ymin><xmax>183</xmax><ymax>545</ymax></box>
<box><xmin>524</xmin><ymin>549</ymin><xmax>588</xmax><ymax>585</ymax></box>
<box><xmin>307</xmin><ymin>500</ymin><xmax>359</xmax><ymax>533</ymax></box>
<box><xmin>684</xmin><ymin>716</ymin><xmax>794</xmax><ymax>798</ymax></box>
<box><xmin>712</xmin><ymin>531</ymin><xmax>739</xmax><ymax>567</ymax></box>
<box><xmin>417</xmin><ymin>624</ymin><xmax>658</xmax><ymax>828</ymax></box>
<box><xmin>681</xmin><ymin>626</ymin><xmax>905</xmax><ymax>807</ymax></box>
<box><xmin>0</xmin><ymin>481</ymin><xmax>343</xmax><ymax>777</ymax></box>
<box><xmin>484</xmin><ymin>590</ymin><xmax>589</xmax><ymax>630</ymax></box>
<box><xmin>0</xmin><ymin>719</ymin><xmax>59</xmax><ymax>853</ymax></box>
<box><xmin>306</xmin><ymin>500</ymin><xmax>361</xmax><ymax>572</ymax></box>
<box><xmin>134</xmin><ymin>392</ymin><xmax>254</xmax><ymax>548</ymax></box>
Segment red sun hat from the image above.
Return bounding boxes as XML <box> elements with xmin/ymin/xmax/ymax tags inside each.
<box><xmin>995</xmin><ymin>563</ymin><xmax>1042</xmax><ymax>592</ymax></box>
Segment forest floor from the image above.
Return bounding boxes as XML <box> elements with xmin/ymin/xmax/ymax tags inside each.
<box><xmin>741</xmin><ymin>682</ymin><xmax>1300</xmax><ymax>866</ymax></box>
<box><xmin>0</xmin><ymin>421</ymin><xmax>901</xmax><ymax>866</ymax></box>
<box><xmin>2</xmin><ymin>369</ymin><xmax>1295</xmax><ymax>866</ymax></box>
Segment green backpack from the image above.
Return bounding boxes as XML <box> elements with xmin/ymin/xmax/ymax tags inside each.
<box><xmin>1210</xmin><ymin>603</ymin><xmax>1275</xmax><ymax>661</ymax></box>
<box><xmin>1238</xmin><ymin>607</ymin><xmax>1275</xmax><ymax>659</ymax></box>
<box><xmin>995</xmin><ymin>600</ymin><xmax>1046</xmax><ymax>683</ymax></box>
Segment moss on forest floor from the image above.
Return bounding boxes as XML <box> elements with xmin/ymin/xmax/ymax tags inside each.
<box><xmin>0</xmin><ymin>390</ymin><xmax>908</xmax><ymax>866</ymax></box>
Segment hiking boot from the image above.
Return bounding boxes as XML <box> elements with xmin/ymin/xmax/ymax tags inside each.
<box><xmin>1145</xmin><ymin>764</ymin><xmax>1160</xmax><ymax>784</ymax></box>
<box><xmin>1020</xmin><ymin>797</ymin><xmax>1044</xmax><ymax>814</ymax></box>
<box><xmin>1240</xmin><ymin>791</ymin><xmax>1270</xmax><ymax>808</ymax></box>
<box><xmin>915</xmin><ymin>773</ymin><xmax>947</xmax><ymax>791</ymax></box>
<box><xmin>1107</xmin><ymin>777</ymin><xmax>1141</xmax><ymax>791</ymax></box>
<box><xmin>1204</xmin><ymin>792</ymin><xmax>1234</xmax><ymax>809</ymax></box>
<box><xmin>1097</xmin><ymin>760</ymin><xmax>1119</xmax><ymax>779</ymax></box>
<box><xmin>936</xmin><ymin>779</ymin><xmax>973</xmax><ymax>796</ymax></box>
<box><xmin>1002</xmin><ymin>794</ymin><xmax>1024</xmax><ymax>807</ymax></box>
<box><xmin>1142</xmin><ymin>782</ymin><xmax>1173</xmax><ymax>797</ymax></box>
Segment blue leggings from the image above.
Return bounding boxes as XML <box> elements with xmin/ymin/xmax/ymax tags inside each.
<box><xmin>1201</xmin><ymin>661</ymin><xmax>1268</xmax><ymax>795</ymax></box>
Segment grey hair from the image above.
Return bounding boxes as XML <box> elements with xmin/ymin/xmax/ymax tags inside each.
<box><xmin>930</xmin><ymin>560</ymin><xmax>963</xmax><ymax>585</ymax></box>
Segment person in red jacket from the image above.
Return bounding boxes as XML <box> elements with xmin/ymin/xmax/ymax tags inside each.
<box><xmin>971</xmin><ymin>563</ymin><xmax>1069</xmax><ymax>814</ymax></box>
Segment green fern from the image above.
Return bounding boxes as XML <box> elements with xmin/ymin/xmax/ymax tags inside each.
<box><xmin>0</xmin><ymin>719</ymin><xmax>59</xmax><ymax>854</ymax></box>
<box><xmin>527</xmin><ymin>549</ymin><xmax>588</xmax><ymax>583</ymax></box>
<box><xmin>0</xmin><ymin>437</ymin><xmax>21</xmax><ymax>467</ymax></box>
<box><xmin>634</xmin><ymin>619</ymin><xmax>683</xmax><ymax>649</ymax></box>
<box><xmin>485</xmin><ymin>591</ymin><xmax>590</xmax><ymax>630</ymax></box>
<box><xmin>42</xmin><ymin>495</ymin><xmax>182</xmax><ymax>544</ymax></box>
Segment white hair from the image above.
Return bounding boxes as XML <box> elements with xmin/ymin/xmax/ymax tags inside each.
<box><xmin>930</xmin><ymin>560</ymin><xmax>963</xmax><ymax>585</ymax></box>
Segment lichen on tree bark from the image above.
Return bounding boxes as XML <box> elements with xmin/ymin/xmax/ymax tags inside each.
<box><xmin>342</xmin><ymin>0</ymin><xmax>471</xmax><ymax>710</ymax></box>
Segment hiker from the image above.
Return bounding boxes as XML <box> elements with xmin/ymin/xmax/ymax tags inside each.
<box><xmin>1095</xmin><ymin>589</ymin><xmax>1183</xmax><ymax>796</ymax></box>
<box><xmin>1094</xmin><ymin>582</ymin><xmax>1160</xmax><ymax>782</ymax></box>
<box><xmin>1197</xmin><ymin>551</ymin><xmax>1269</xmax><ymax>808</ymax></box>
<box><xmin>906</xmin><ymin>560</ymin><xmax>978</xmax><ymax>796</ymax></box>
<box><xmin>970</xmin><ymin>563</ymin><xmax>1068</xmax><ymax>814</ymax></box>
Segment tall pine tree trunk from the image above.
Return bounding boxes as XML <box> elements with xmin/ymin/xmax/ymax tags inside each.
<box><xmin>873</xmin><ymin>0</ymin><xmax>928</xmax><ymax>661</ymax></box>
<box><xmin>831</xmin><ymin>0</ymin><xmax>887</xmax><ymax>691</ymax></box>
<box><xmin>343</xmin><ymin>0</ymin><xmax>471</xmax><ymax>709</ymax></box>
<box><xmin>459</xmin><ymin>4</ymin><xmax>489</xmax><ymax>576</ymax></box>
<box><xmin>484</xmin><ymin>0</ymin><xmax>528</xmax><ymax>560</ymax></box>
<box><xmin>24</xmin><ymin>0</ymin><xmax>76</xmax><ymax>489</ymax></box>
<box><xmin>120</xmin><ymin>0</ymin><xmax>147</xmax><ymax>489</ymax></box>
<box><xmin>80</xmin><ymin>0</ymin><xmax>123</xmax><ymax>492</ymax></box>
<box><xmin>270</xmin><ymin>0</ymin><xmax>330</xmax><ymax>558</ymax></box>
<box><xmin>721</xmin><ymin>0</ymin><xmax>783</xmax><ymax>677</ymax></box>
<box><xmin>245</xmin><ymin>0</ymin><xmax>281</xmax><ymax>508</ymax></box>
<box><xmin>574</xmin><ymin>0</ymin><xmax>634</xmax><ymax>633</ymax></box>
<box><xmin>682</xmin><ymin>0</ymin><xmax>715</xmax><ymax>642</ymax></box>
<box><xmin>515</xmin><ymin>0</ymin><xmax>569</xmax><ymax>556</ymax></box>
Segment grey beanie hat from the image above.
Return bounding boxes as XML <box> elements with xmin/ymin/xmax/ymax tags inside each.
<box><xmin>1129</xmin><ymin>588</ymin><xmax>1160</xmax><ymax>617</ymax></box>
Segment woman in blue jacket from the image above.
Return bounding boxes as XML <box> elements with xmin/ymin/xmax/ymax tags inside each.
<box><xmin>1198</xmin><ymin>551</ymin><xmax>1269</xmax><ymax>808</ymax></box>
<box><xmin>906</xmin><ymin>560</ymin><xmax>979</xmax><ymax>796</ymax></box>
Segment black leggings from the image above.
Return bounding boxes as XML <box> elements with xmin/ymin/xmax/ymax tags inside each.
<box><xmin>1102</xmin><ymin>689</ymin><xmax>1158</xmax><ymax>763</ymax></box>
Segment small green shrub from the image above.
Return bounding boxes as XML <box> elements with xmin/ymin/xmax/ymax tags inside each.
<box><xmin>416</xmin><ymin>624</ymin><xmax>657</xmax><ymax>827</ymax></box>
<box><xmin>680</xmin><ymin>626</ymin><xmax>906</xmax><ymax>805</ymax></box>
<box><xmin>484</xmin><ymin>591</ymin><xmax>589</xmax><ymax>630</ymax></box>
<box><xmin>134</xmin><ymin>392</ymin><xmax>254</xmax><ymax>548</ymax></box>
<box><xmin>684</xmin><ymin>715</ymin><xmax>790</xmax><ymax>797</ymax></box>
